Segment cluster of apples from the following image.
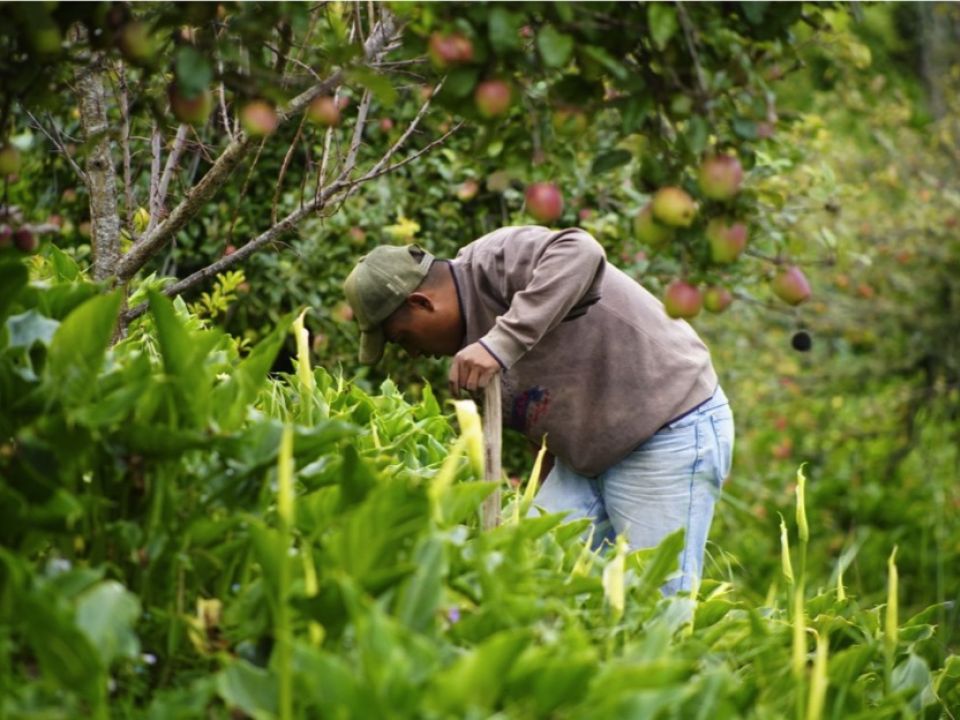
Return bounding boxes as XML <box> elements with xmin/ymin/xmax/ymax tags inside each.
<box><xmin>429</xmin><ymin>31</ymin><xmax>513</xmax><ymax>119</ymax></box>
<box><xmin>636</xmin><ymin>154</ymin><xmax>811</xmax><ymax>320</ymax></box>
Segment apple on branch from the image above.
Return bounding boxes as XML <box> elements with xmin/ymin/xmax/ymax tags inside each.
<box><xmin>525</xmin><ymin>182</ymin><xmax>564</xmax><ymax>223</ymax></box>
<box><xmin>663</xmin><ymin>280</ymin><xmax>702</xmax><ymax>319</ymax></box>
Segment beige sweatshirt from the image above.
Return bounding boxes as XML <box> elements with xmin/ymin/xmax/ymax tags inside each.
<box><xmin>450</xmin><ymin>225</ymin><xmax>718</xmax><ymax>477</ymax></box>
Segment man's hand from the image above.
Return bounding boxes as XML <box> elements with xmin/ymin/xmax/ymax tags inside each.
<box><xmin>449</xmin><ymin>342</ymin><xmax>501</xmax><ymax>396</ymax></box>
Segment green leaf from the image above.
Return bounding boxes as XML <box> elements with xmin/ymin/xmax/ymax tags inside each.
<box><xmin>6</xmin><ymin>309</ymin><xmax>59</xmax><ymax>349</ymax></box>
<box><xmin>591</xmin><ymin>149</ymin><xmax>633</xmax><ymax>175</ymax></box>
<box><xmin>340</xmin><ymin>444</ymin><xmax>377</xmax><ymax>507</ymax></box>
<box><xmin>75</xmin><ymin>580</ymin><xmax>141</xmax><ymax>666</ymax></box>
<box><xmin>441</xmin><ymin>67</ymin><xmax>480</xmax><ymax>100</ymax></box>
<box><xmin>45</xmin><ymin>289</ymin><xmax>123</xmax><ymax>406</ymax></box>
<box><xmin>630</xmin><ymin>527</ymin><xmax>685</xmax><ymax>596</ymax></box>
<box><xmin>428</xmin><ymin>630</ymin><xmax>531</xmax><ymax>714</ymax></box>
<box><xmin>439</xmin><ymin>481</ymin><xmax>497</xmax><ymax>526</ymax></box>
<box><xmin>346</xmin><ymin>67</ymin><xmax>398</xmax><ymax>107</ymax></box>
<box><xmin>740</xmin><ymin>1</ymin><xmax>769</xmax><ymax>25</ymax></box>
<box><xmin>732</xmin><ymin>117</ymin><xmax>758</xmax><ymax>140</ymax></box>
<box><xmin>0</xmin><ymin>261</ymin><xmax>28</xmax><ymax>324</ymax></box>
<box><xmin>648</xmin><ymin>4</ymin><xmax>679</xmax><ymax>50</ymax></box>
<box><xmin>217</xmin><ymin>660</ymin><xmax>278</xmax><ymax>719</ymax></box>
<box><xmin>250</xmin><ymin>523</ymin><xmax>286</xmax><ymax>608</ymax></box>
<box><xmin>395</xmin><ymin>535</ymin><xmax>446</xmax><ymax>633</ymax></box>
<box><xmin>45</xmin><ymin>245</ymin><xmax>81</xmax><ymax>281</ymax></box>
<box><xmin>488</xmin><ymin>7</ymin><xmax>522</xmax><ymax>53</ymax></box>
<box><xmin>20</xmin><ymin>591</ymin><xmax>105</xmax><ymax>699</ymax></box>
<box><xmin>537</xmin><ymin>26</ymin><xmax>574</xmax><ymax>68</ymax></box>
<box><xmin>174</xmin><ymin>46</ymin><xmax>213</xmax><ymax>97</ymax></box>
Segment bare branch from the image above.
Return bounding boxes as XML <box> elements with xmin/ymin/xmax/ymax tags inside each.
<box><xmin>676</xmin><ymin>2</ymin><xmax>712</xmax><ymax>120</ymax></box>
<box><xmin>117</xmin><ymin>63</ymin><xmax>135</xmax><ymax>233</ymax></box>
<box><xmin>25</xmin><ymin>111</ymin><xmax>88</xmax><ymax>183</ymax></box>
<box><xmin>362</xmin><ymin>78</ymin><xmax>444</xmax><ymax>180</ymax></box>
<box><xmin>343</xmin><ymin>89</ymin><xmax>373</xmax><ymax>175</ymax></box>
<box><xmin>123</xmin><ymin>119</ymin><xmax>460</xmax><ymax>323</ymax></box>
<box><xmin>154</xmin><ymin>124</ymin><xmax>190</xmax><ymax>225</ymax></box>
<box><xmin>272</xmin><ymin>113</ymin><xmax>308</xmax><ymax>225</ymax></box>
<box><xmin>116</xmin><ymin>12</ymin><xmax>399</xmax><ymax>281</ymax></box>
<box><xmin>147</xmin><ymin>127</ymin><xmax>163</xmax><ymax>234</ymax></box>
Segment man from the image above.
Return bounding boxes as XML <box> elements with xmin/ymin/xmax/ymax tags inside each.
<box><xmin>343</xmin><ymin>226</ymin><xmax>734</xmax><ymax>595</ymax></box>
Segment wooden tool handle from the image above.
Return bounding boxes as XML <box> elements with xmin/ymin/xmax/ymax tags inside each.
<box><xmin>481</xmin><ymin>374</ymin><xmax>502</xmax><ymax>529</ymax></box>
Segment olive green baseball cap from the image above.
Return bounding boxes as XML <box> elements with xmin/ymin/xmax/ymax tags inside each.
<box><xmin>343</xmin><ymin>244</ymin><xmax>434</xmax><ymax>364</ymax></box>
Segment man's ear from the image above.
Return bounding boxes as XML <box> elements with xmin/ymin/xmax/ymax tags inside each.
<box><xmin>406</xmin><ymin>292</ymin><xmax>434</xmax><ymax>312</ymax></box>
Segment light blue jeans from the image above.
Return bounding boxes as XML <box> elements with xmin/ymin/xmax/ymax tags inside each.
<box><xmin>532</xmin><ymin>386</ymin><xmax>734</xmax><ymax>596</ymax></box>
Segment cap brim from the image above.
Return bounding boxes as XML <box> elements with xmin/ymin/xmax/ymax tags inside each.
<box><xmin>358</xmin><ymin>327</ymin><xmax>386</xmax><ymax>365</ymax></box>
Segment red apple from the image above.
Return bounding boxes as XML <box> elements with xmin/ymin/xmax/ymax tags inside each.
<box><xmin>379</xmin><ymin>117</ymin><xmax>395</xmax><ymax>132</ymax></box>
<box><xmin>771</xmin><ymin>265</ymin><xmax>811</xmax><ymax>305</ymax></box>
<box><xmin>525</xmin><ymin>182</ymin><xmax>564</xmax><ymax>223</ymax></box>
<box><xmin>13</xmin><ymin>227</ymin><xmax>37</xmax><ymax>253</ymax></box>
<box><xmin>224</xmin><ymin>244</ymin><xmax>237</xmax><ymax>256</ymax></box>
<box><xmin>428</xmin><ymin>32</ymin><xmax>474</xmax><ymax>68</ymax></box>
<box><xmin>698</xmin><ymin>154</ymin><xmax>743</xmax><ymax>201</ymax></box>
<box><xmin>474</xmin><ymin>80</ymin><xmax>512</xmax><ymax>118</ymax></box>
<box><xmin>756</xmin><ymin>121</ymin><xmax>776</xmax><ymax>140</ymax></box>
<box><xmin>651</xmin><ymin>187</ymin><xmax>697</xmax><ymax>228</ymax></box>
<box><xmin>307</xmin><ymin>96</ymin><xmax>340</xmax><ymax>127</ymax></box>
<box><xmin>456</xmin><ymin>179</ymin><xmax>479</xmax><ymax>201</ymax></box>
<box><xmin>169</xmin><ymin>83</ymin><xmax>213</xmax><ymax>126</ymax></box>
<box><xmin>706</xmin><ymin>217</ymin><xmax>748</xmax><ymax>263</ymax></box>
<box><xmin>663</xmin><ymin>280</ymin><xmax>702</xmax><ymax>319</ymax></box>
<box><xmin>702</xmin><ymin>285</ymin><xmax>734</xmax><ymax>313</ymax></box>
<box><xmin>634</xmin><ymin>203</ymin><xmax>675</xmax><ymax>246</ymax></box>
<box><xmin>240</xmin><ymin>100</ymin><xmax>279</xmax><ymax>136</ymax></box>
<box><xmin>0</xmin><ymin>145</ymin><xmax>21</xmax><ymax>176</ymax></box>
<box><xmin>348</xmin><ymin>227</ymin><xmax>366</xmax><ymax>246</ymax></box>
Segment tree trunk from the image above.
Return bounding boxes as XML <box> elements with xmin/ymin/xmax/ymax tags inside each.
<box><xmin>76</xmin><ymin>53</ymin><xmax>120</xmax><ymax>283</ymax></box>
<box><xmin>919</xmin><ymin>3</ymin><xmax>960</xmax><ymax>120</ymax></box>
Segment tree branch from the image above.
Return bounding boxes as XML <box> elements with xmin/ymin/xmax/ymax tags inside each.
<box><xmin>147</xmin><ymin>126</ymin><xmax>162</xmax><ymax>234</ymax></box>
<box><xmin>115</xmin><ymin>13</ymin><xmax>400</xmax><ymax>281</ymax></box>
<box><xmin>154</xmin><ymin>124</ymin><xmax>190</xmax><ymax>227</ymax></box>
<box><xmin>122</xmin><ymin>115</ymin><xmax>458</xmax><ymax>323</ymax></box>
<box><xmin>117</xmin><ymin>62</ymin><xmax>135</xmax><ymax>233</ymax></box>
<box><xmin>24</xmin><ymin>111</ymin><xmax>88</xmax><ymax>183</ymax></box>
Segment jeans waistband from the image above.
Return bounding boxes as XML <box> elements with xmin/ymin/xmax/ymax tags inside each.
<box><xmin>660</xmin><ymin>385</ymin><xmax>727</xmax><ymax>430</ymax></box>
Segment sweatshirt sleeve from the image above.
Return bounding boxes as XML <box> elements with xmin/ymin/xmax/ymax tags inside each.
<box><xmin>479</xmin><ymin>228</ymin><xmax>606</xmax><ymax>369</ymax></box>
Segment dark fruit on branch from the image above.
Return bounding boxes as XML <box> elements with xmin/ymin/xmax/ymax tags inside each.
<box><xmin>791</xmin><ymin>330</ymin><xmax>812</xmax><ymax>352</ymax></box>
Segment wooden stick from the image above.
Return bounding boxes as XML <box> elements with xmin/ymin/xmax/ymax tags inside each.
<box><xmin>482</xmin><ymin>374</ymin><xmax>502</xmax><ymax>529</ymax></box>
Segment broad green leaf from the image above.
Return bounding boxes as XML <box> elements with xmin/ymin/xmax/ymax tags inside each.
<box><xmin>45</xmin><ymin>289</ymin><xmax>123</xmax><ymax>406</ymax></box>
<box><xmin>828</xmin><ymin>644</ymin><xmax>875</xmax><ymax>686</ymax></box>
<box><xmin>75</xmin><ymin>580</ymin><xmax>141</xmax><ymax>666</ymax></box>
<box><xmin>45</xmin><ymin>244</ymin><xmax>81</xmax><ymax>281</ymax></box>
<box><xmin>212</xmin><ymin>317</ymin><xmax>289</xmax><ymax>430</ymax></box>
<box><xmin>428</xmin><ymin>630</ymin><xmax>531</xmax><ymax>714</ymax></box>
<box><xmin>439</xmin><ymin>481</ymin><xmax>497</xmax><ymax>526</ymax></box>
<box><xmin>591</xmin><ymin>149</ymin><xmax>633</xmax><ymax>176</ymax></box>
<box><xmin>174</xmin><ymin>46</ymin><xmax>213</xmax><ymax>97</ymax></box>
<box><xmin>216</xmin><ymin>660</ymin><xmax>278</xmax><ymax>719</ymax></box>
<box><xmin>395</xmin><ymin>535</ymin><xmax>446</xmax><ymax>633</ymax></box>
<box><xmin>347</xmin><ymin>67</ymin><xmax>398</xmax><ymax>107</ymax></box>
<box><xmin>440</xmin><ymin>67</ymin><xmax>479</xmax><ymax>100</ymax></box>
<box><xmin>250</xmin><ymin>523</ymin><xmax>286</xmax><ymax>609</ymax></box>
<box><xmin>0</xmin><ymin>261</ymin><xmax>28</xmax><ymax>324</ymax></box>
<box><xmin>6</xmin><ymin>309</ymin><xmax>59</xmax><ymax>349</ymax></box>
<box><xmin>506</xmin><ymin>644</ymin><xmax>597</xmax><ymax>715</ymax></box>
<box><xmin>339</xmin><ymin>444</ymin><xmax>377</xmax><ymax>507</ymax></box>
<box><xmin>648</xmin><ymin>4</ymin><xmax>679</xmax><ymax>50</ymax></box>
<box><xmin>740</xmin><ymin>1</ymin><xmax>769</xmax><ymax>25</ymax></box>
<box><xmin>537</xmin><ymin>26</ymin><xmax>574</xmax><ymax>68</ymax></box>
<box><xmin>20</xmin><ymin>591</ymin><xmax>105</xmax><ymax>699</ymax></box>
<box><xmin>488</xmin><ymin>7</ymin><xmax>522</xmax><ymax>53</ymax></box>
<box><xmin>631</xmin><ymin>527</ymin><xmax>685</xmax><ymax>596</ymax></box>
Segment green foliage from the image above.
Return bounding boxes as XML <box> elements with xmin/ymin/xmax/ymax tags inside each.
<box><xmin>2</xmin><ymin>252</ymin><xmax>959</xmax><ymax>718</ymax></box>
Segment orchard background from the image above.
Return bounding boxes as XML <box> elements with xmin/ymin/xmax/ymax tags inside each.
<box><xmin>2</xmin><ymin>2</ymin><xmax>960</xmax><ymax>717</ymax></box>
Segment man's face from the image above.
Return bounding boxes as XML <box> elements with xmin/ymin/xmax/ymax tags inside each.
<box><xmin>382</xmin><ymin>295</ymin><xmax>461</xmax><ymax>359</ymax></box>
